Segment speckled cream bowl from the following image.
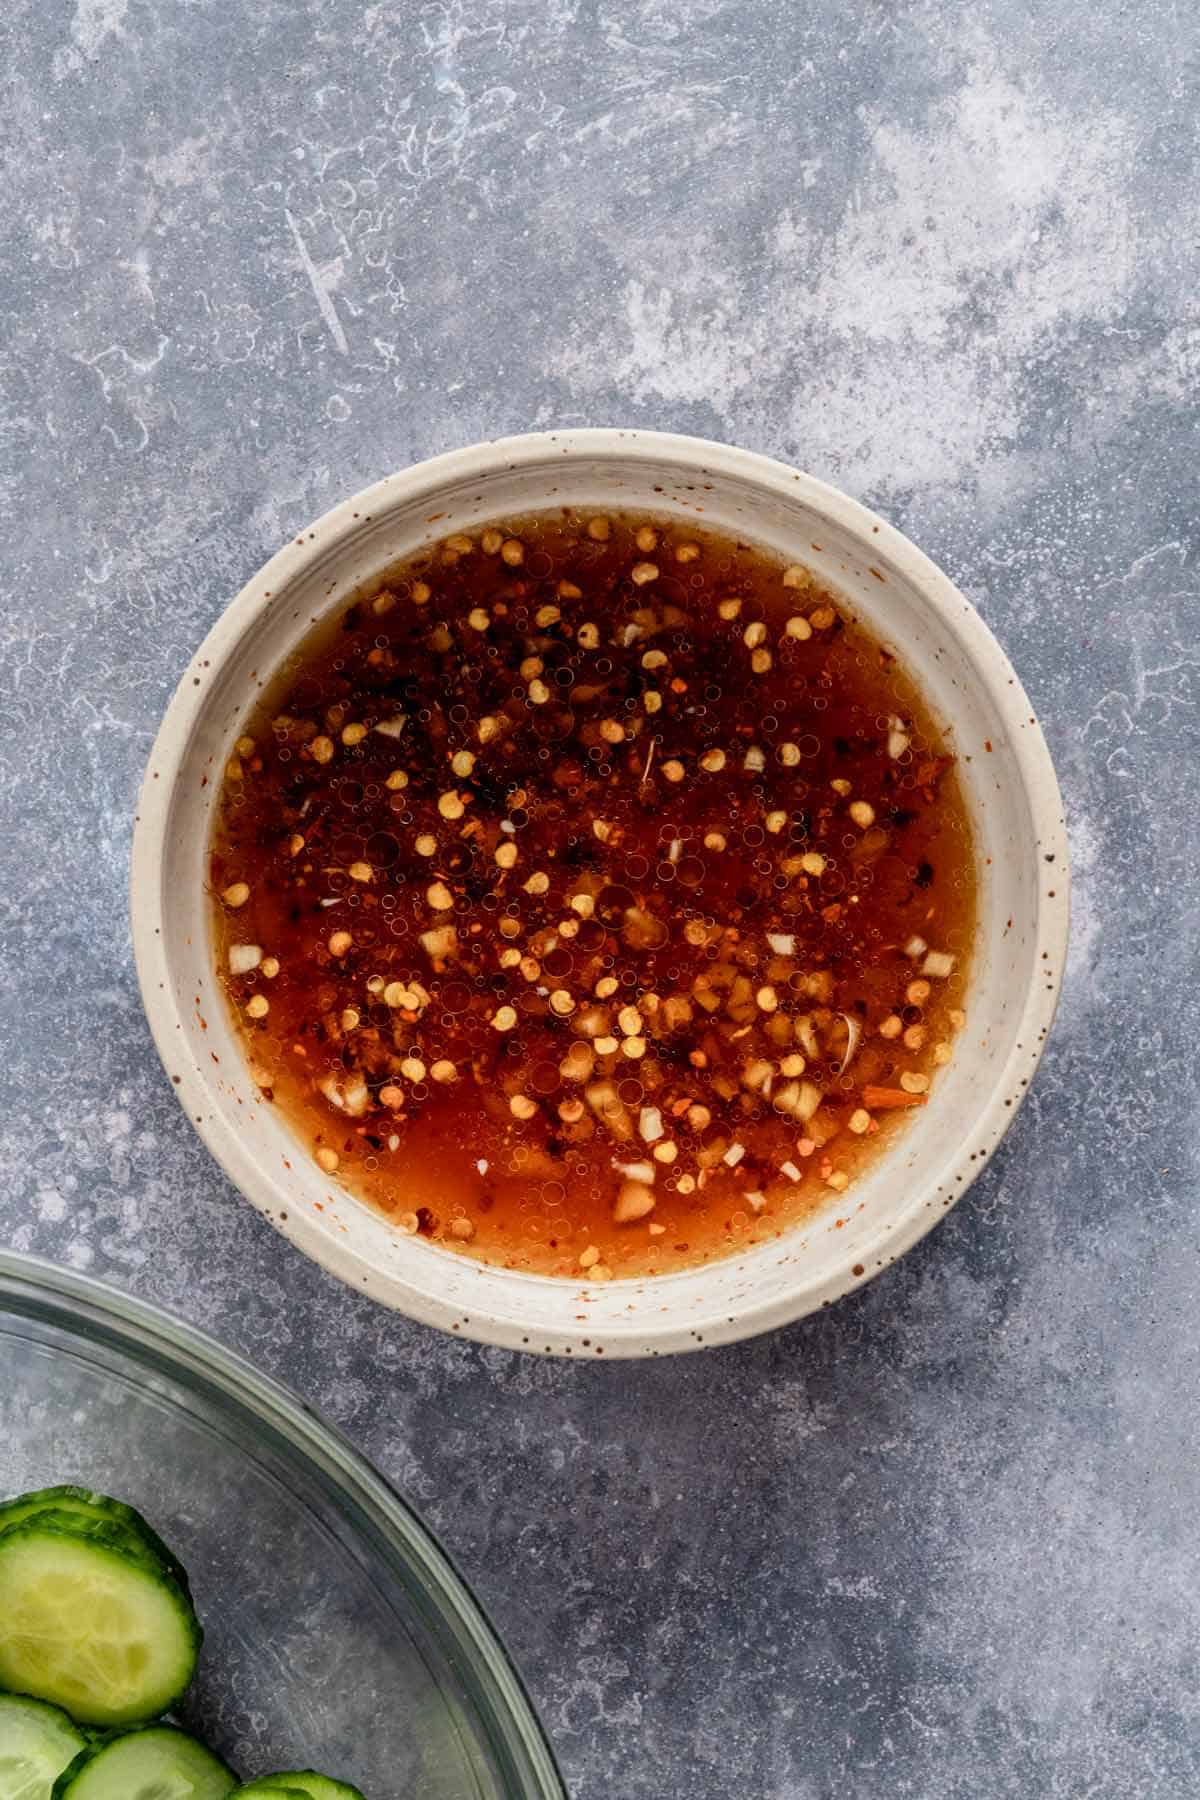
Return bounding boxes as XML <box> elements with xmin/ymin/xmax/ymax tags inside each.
<box><xmin>131</xmin><ymin>430</ymin><xmax>1068</xmax><ymax>1357</ymax></box>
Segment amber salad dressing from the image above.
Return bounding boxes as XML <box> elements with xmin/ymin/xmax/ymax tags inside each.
<box><xmin>211</xmin><ymin>511</ymin><xmax>975</xmax><ymax>1281</ymax></box>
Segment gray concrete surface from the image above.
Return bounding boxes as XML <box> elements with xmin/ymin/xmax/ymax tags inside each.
<box><xmin>2</xmin><ymin>2</ymin><xmax>1199</xmax><ymax>1794</ymax></box>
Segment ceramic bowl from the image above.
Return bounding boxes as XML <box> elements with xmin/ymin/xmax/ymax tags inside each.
<box><xmin>131</xmin><ymin>430</ymin><xmax>1068</xmax><ymax>1356</ymax></box>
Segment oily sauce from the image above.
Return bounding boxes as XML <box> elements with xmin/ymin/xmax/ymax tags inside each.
<box><xmin>211</xmin><ymin>511</ymin><xmax>975</xmax><ymax>1280</ymax></box>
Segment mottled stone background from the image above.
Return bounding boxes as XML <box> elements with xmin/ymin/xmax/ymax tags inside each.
<box><xmin>2</xmin><ymin>1</ymin><xmax>1198</xmax><ymax>1794</ymax></box>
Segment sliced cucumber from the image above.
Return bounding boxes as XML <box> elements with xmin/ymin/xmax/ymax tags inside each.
<box><xmin>229</xmin><ymin>1790</ymin><xmax>310</xmax><ymax>1799</ymax></box>
<box><xmin>0</xmin><ymin>1693</ymin><xmax>88</xmax><ymax>1800</ymax></box>
<box><xmin>51</xmin><ymin>1726</ymin><xmax>235</xmax><ymax>1800</ymax></box>
<box><xmin>234</xmin><ymin>1777</ymin><xmax>365</xmax><ymax>1799</ymax></box>
<box><xmin>0</xmin><ymin>1516</ymin><xmax>200</xmax><ymax>1726</ymax></box>
<box><xmin>0</xmin><ymin>1492</ymin><xmax>191</xmax><ymax>1597</ymax></box>
<box><xmin>233</xmin><ymin>1781</ymin><xmax>364</xmax><ymax>1800</ymax></box>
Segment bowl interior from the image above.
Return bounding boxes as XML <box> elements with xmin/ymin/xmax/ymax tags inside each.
<box><xmin>0</xmin><ymin>1254</ymin><xmax>562</xmax><ymax>1798</ymax></box>
<box><xmin>133</xmin><ymin>433</ymin><xmax>1067</xmax><ymax>1354</ymax></box>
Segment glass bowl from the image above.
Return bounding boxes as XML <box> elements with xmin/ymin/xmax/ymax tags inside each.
<box><xmin>0</xmin><ymin>1251</ymin><xmax>564</xmax><ymax>1800</ymax></box>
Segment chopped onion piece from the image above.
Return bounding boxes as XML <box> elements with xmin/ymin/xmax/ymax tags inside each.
<box><xmin>780</xmin><ymin>1160</ymin><xmax>802</xmax><ymax>1182</ymax></box>
<box><xmin>638</xmin><ymin>1106</ymin><xmax>664</xmax><ymax>1143</ymax></box>
<box><xmin>796</xmin><ymin>1080</ymin><xmax>823</xmax><ymax>1123</ymax></box>
<box><xmin>887</xmin><ymin>715</ymin><xmax>910</xmax><ymax>758</ymax></box>
<box><xmin>228</xmin><ymin>943</ymin><xmax>262</xmax><ymax>976</ymax></box>
<box><xmin>904</xmin><ymin>935</ymin><xmax>928</xmax><ymax>959</ymax></box>
<box><xmin>317</xmin><ymin>1072</ymin><xmax>370</xmax><ymax>1117</ymax></box>
<box><xmin>742</xmin><ymin>1058</ymin><xmax>774</xmax><ymax>1096</ymax></box>
<box><xmin>723</xmin><ymin>1142</ymin><xmax>746</xmax><ymax>1166</ymax></box>
<box><xmin>373</xmin><ymin>714</ymin><xmax>408</xmax><ymax>738</ymax></box>
<box><xmin>766</xmin><ymin>931</ymin><xmax>796</xmax><ymax>956</ymax></box>
<box><xmin>836</xmin><ymin>1012</ymin><xmax>862</xmax><ymax>1075</ymax></box>
<box><xmin>773</xmin><ymin>1081</ymin><xmax>802</xmax><ymax>1117</ymax></box>
<box><xmin>922</xmin><ymin>949</ymin><xmax>956</xmax><ymax>979</ymax></box>
<box><xmin>614</xmin><ymin>1157</ymin><xmax>656</xmax><ymax>1183</ymax></box>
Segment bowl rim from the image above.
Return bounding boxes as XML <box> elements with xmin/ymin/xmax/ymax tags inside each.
<box><xmin>0</xmin><ymin>1249</ymin><xmax>566</xmax><ymax>1798</ymax></box>
<box><xmin>131</xmin><ymin>427</ymin><xmax>1070</xmax><ymax>1354</ymax></box>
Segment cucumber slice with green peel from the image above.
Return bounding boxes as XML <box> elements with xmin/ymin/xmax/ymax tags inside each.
<box><xmin>229</xmin><ymin>1790</ymin><xmax>311</xmax><ymax>1799</ymax></box>
<box><xmin>0</xmin><ymin>1694</ymin><xmax>88</xmax><ymax>1800</ymax></box>
<box><xmin>50</xmin><ymin>1726</ymin><xmax>235</xmax><ymax>1800</ymax></box>
<box><xmin>0</xmin><ymin>1516</ymin><xmax>201</xmax><ymax>1726</ymax></box>
<box><xmin>233</xmin><ymin>1781</ymin><xmax>365</xmax><ymax>1800</ymax></box>
<box><xmin>0</xmin><ymin>1493</ymin><xmax>190</xmax><ymax>1597</ymax></box>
